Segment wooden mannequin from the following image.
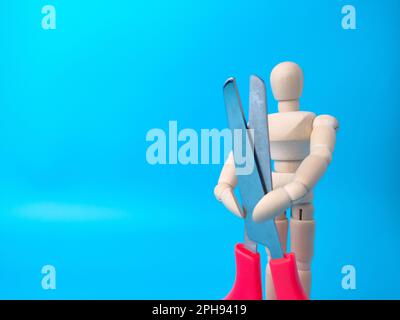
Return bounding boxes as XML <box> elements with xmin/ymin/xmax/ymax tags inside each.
<box><xmin>214</xmin><ymin>62</ymin><xmax>338</xmax><ymax>298</ymax></box>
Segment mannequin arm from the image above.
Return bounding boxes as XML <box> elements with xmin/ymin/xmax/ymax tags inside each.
<box><xmin>253</xmin><ymin>115</ymin><xmax>339</xmax><ymax>222</ymax></box>
<box><xmin>214</xmin><ymin>152</ymin><xmax>244</xmax><ymax>218</ymax></box>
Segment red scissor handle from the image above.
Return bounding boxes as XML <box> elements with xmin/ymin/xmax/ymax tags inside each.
<box><xmin>224</xmin><ymin>244</ymin><xmax>307</xmax><ymax>300</ymax></box>
<box><xmin>224</xmin><ymin>244</ymin><xmax>263</xmax><ymax>300</ymax></box>
<box><xmin>269</xmin><ymin>253</ymin><xmax>307</xmax><ymax>300</ymax></box>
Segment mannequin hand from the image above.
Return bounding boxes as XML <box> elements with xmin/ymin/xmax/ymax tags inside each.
<box><xmin>253</xmin><ymin>181</ymin><xmax>309</xmax><ymax>222</ymax></box>
<box><xmin>214</xmin><ymin>183</ymin><xmax>244</xmax><ymax>218</ymax></box>
<box><xmin>253</xmin><ymin>187</ymin><xmax>292</xmax><ymax>222</ymax></box>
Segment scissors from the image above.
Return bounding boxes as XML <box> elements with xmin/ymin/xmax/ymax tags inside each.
<box><xmin>222</xmin><ymin>76</ymin><xmax>307</xmax><ymax>300</ymax></box>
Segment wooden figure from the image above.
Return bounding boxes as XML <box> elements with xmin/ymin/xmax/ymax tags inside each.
<box><xmin>214</xmin><ymin>62</ymin><xmax>338</xmax><ymax>299</ymax></box>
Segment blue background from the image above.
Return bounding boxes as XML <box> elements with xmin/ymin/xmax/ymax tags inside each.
<box><xmin>0</xmin><ymin>0</ymin><xmax>399</xmax><ymax>299</ymax></box>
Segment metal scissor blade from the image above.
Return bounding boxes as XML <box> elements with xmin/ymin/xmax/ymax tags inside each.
<box><xmin>223</xmin><ymin>78</ymin><xmax>283</xmax><ymax>259</ymax></box>
<box><xmin>249</xmin><ymin>75</ymin><xmax>273</xmax><ymax>193</ymax></box>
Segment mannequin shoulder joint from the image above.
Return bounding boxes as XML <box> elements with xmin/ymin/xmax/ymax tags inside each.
<box><xmin>313</xmin><ymin>115</ymin><xmax>339</xmax><ymax>130</ymax></box>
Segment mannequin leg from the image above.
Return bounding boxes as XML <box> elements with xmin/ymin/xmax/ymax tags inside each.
<box><xmin>290</xmin><ymin>203</ymin><xmax>315</xmax><ymax>297</ymax></box>
<box><xmin>266</xmin><ymin>212</ymin><xmax>288</xmax><ymax>300</ymax></box>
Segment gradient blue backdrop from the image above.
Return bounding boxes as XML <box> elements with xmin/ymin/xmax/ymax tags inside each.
<box><xmin>0</xmin><ymin>0</ymin><xmax>399</xmax><ymax>299</ymax></box>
